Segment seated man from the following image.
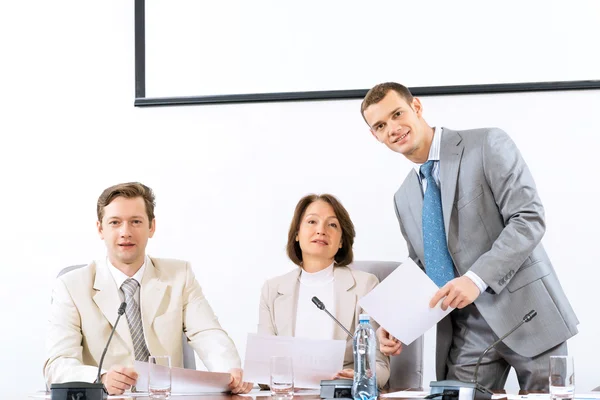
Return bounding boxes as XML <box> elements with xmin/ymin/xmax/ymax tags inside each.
<box><xmin>44</xmin><ymin>182</ymin><xmax>252</xmax><ymax>395</ymax></box>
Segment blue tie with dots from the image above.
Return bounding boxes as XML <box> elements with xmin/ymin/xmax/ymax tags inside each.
<box><xmin>421</xmin><ymin>160</ymin><xmax>456</xmax><ymax>287</ymax></box>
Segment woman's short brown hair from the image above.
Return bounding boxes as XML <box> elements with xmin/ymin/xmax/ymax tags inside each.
<box><xmin>97</xmin><ymin>182</ymin><xmax>156</xmax><ymax>225</ymax></box>
<box><xmin>286</xmin><ymin>194</ymin><xmax>355</xmax><ymax>267</ymax></box>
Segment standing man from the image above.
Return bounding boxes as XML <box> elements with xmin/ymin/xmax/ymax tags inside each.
<box><xmin>360</xmin><ymin>82</ymin><xmax>578</xmax><ymax>389</ymax></box>
<box><xmin>44</xmin><ymin>182</ymin><xmax>252</xmax><ymax>395</ymax></box>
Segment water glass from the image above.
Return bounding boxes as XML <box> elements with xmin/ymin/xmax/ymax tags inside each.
<box><xmin>270</xmin><ymin>356</ymin><xmax>294</xmax><ymax>399</ymax></box>
<box><xmin>549</xmin><ymin>355</ymin><xmax>574</xmax><ymax>400</ymax></box>
<box><xmin>149</xmin><ymin>355</ymin><xmax>172</xmax><ymax>399</ymax></box>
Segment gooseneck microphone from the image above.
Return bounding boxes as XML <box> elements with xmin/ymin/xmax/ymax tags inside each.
<box><xmin>311</xmin><ymin>296</ymin><xmax>353</xmax><ymax>339</ymax></box>
<box><xmin>50</xmin><ymin>301</ymin><xmax>128</xmax><ymax>400</ymax></box>
<box><xmin>96</xmin><ymin>301</ymin><xmax>127</xmax><ymax>384</ymax></box>
<box><xmin>427</xmin><ymin>309</ymin><xmax>538</xmax><ymax>400</ymax></box>
<box><xmin>472</xmin><ymin>309</ymin><xmax>537</xmax><ymax>384</ymax></box>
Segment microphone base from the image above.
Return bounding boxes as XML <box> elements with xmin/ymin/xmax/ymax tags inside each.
<box><xmin>50</xmin><ymin>382</ymin><xmax>107</xmax><ymax>400</ymax></box>
<box><xmin>427</xmin><ymin>380</ymin><xmax>493</xmax><ymax>400</ymax></box>
<box><xmin>320</xmin><ymin>379</ymin><xmax>353</xmax><ymax>399</ymax></box>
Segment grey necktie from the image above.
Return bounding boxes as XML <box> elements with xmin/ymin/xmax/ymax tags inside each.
<box><xmin>121</xmin><ymin>278</ymin><xmax>151</xmax><ymax>362</ymax></box>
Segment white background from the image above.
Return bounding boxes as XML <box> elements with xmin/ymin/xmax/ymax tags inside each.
<box><xmin>0</xmin><ymin>1</ymin><xmax>599</xmax><ymax>398</ymax></box>
<box><xmin>145</xmin><ymin>0</ymin><xmax>600</xmax><ymax>96</ymax></box>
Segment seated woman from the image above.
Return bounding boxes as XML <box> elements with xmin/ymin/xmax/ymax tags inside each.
<box><xmin>258</xmin><ymin>194</ymin><xmax>390</xmax><ymax>388</ymax></box>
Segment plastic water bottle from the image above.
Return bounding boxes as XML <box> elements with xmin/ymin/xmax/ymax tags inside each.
<box><xmin>352</xmin><ymin>314</ymin><xmax>378</xmax><ymax>400</ymax></box>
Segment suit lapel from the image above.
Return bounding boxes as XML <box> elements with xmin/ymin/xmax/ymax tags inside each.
<box><xmin>273</xmin><ymin>269</ymin><xmax>301</xmax><ymax>336</ymax></box>
<box><xmin>333</xmin><ymin>267</ymin><xmax>356</xmax><ymax>340</ymax></box>
<box><xmin>140</xmin><ymin>258</ymin><xmax>168</xmax><ymax>337</ymax></box>
<box><xmin>439</xmin><ymin>128</ymin><xmax>464</xmax><ymax>238</ymax></box>
<box><xmin>406</xmin><ymin>170</ymin><xmax>424</xmax><ymax>244</ymax></box>
<box><xmin>93</xmin><ymin>259</ymin><xmax>134</xmax><ymax>351</ymax></box>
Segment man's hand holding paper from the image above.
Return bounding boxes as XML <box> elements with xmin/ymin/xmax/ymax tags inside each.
<box><xmin>430</xmin><ymin>276</ymin><xmax>481</xmax><ymax>311</ymax></box>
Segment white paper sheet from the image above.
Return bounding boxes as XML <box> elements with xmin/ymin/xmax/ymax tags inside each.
<box><xmin>358</xmin><ymin>257</ymin><xmax>452</xmax><ymax>345</ymax></box>
<box><xmin>381</xmin><ymin>391</ymin><xmax>600</xmax><ymax>400</ymax></box>
<box><xmin>503</xmin><ymin>395</ymin><xmax>600</xmax><ymax>400</ymax></box>
<box><xmin>29</xmin><ymin>392</ymin><xmax>149</xmax><ymax>399</ymax></box>
<box><xmin>381</xmin><ymin>390</ymin><xmax>516</xmax><ymax>399</ymax></box>
<box><xmin>242</xmin><ymin>333</ymin><xmax>346</xmax><ymax>389</ymax></box>
<box><xmin>381</xmin><ymin>390</ymin><xmax>430</xmax><ymax>398</ymax></box>
<box><xmin>133</xmin><ymin>360</ymin><xmax>231</xmax><ymax>394</ymax></box>
<box><xmin>238</xmin><ymin>388</ymin><xmax>321</xmax><ymax>397</ymax></box>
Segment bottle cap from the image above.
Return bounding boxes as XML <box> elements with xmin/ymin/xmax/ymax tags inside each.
<box><xmin>359</xmin><ymin>313</ymin><xmax>370</xmax><ymax>322</ymax></box>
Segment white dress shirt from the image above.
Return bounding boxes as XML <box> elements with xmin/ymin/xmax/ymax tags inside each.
<box><xmin>413</xmin><ymin>127</ymin><xmax>488</xmax><ymax>293</ymax></box>
<box><xmin>294</xmin><ymin>264</ymin><xmax>336</xmax><ymax>340</ymax></box>
<box><xmin>106</xmin><ymin>256</ymin><xmax>147</xmax><ymax>306</ymax></box>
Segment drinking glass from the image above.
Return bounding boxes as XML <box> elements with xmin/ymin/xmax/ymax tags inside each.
<box><xmin>549</xmin><ymin>355</ymin><xmax>574</xmax><ymax>400</ymax></box>
<box><xmin>270</xmin><ymin>356</ymin><xmax>294</xmax><ymax>399</ymax></box>
<box><xmin>149</xmin><ymin>355</ymin><xmax>172</xmax><ymax>399</ymax></box>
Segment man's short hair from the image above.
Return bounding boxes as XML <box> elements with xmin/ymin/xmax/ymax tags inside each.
<box><xmin>286</xmin><ymin>194</ymin><xmax>355</xmax><ymax>267</ymax></box>
<box><xmin>360</xmin><ymin>82</ymin><xmax>414</xmax><ymax>124</ymax></box>
<box><xmin>97</xmin><ymin>182</ymin><xmax>156</xmax><ymax>224</ymax></box>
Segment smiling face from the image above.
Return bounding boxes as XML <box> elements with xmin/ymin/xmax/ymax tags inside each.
<box><xmin>97</xmin><ymin>196</ymin><xmax>155</xmax><ymax>272</ymax></box>
<box><xmin>363</xmin><ymin>90</ymin><xmax>432</xmax><ymax>163</ymax></box>
<box><xmin>296</xmin><ymin>200</ymin><xmax>343</xmax><ymax>267</ymax></box>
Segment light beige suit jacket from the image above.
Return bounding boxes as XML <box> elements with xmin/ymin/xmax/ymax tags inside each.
<box><xmin>258</xmin><ymin>266</ymin><xmax>390</xmax><ymax>388</ymax></box>
<box><xmin>44</xmin><ymin>257</ymin><xmax>241</xmax><ymax>386</ymax></box>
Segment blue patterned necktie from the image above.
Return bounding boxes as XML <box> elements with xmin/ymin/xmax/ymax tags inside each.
<box><xmin>421</xmin><ymin>160</ymin><xmax>456</xmax><ymax>287</ymax></box>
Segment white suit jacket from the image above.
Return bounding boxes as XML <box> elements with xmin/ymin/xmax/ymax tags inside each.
<box><xmin>44</xmin><ymin>257</ymin><xmax>241</xmax><ymax>386</ymax></box>
<box><xmin>258</xmin><ymin>266</ymin><xmax>390</xmax><ymax>388</ymax></box>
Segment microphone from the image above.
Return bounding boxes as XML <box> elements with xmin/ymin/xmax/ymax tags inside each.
<box><xmin>311</xmin><ymin>296</ymin><xmax>353</xmax><ymax>339</ymax></box>
<box><xmin>96</xmin><ymin>301</ymin><xmax>127</xmax><ymax>383</ymax></box>
<box><xmin>472</xmin><ymin>310</ymin><xmax>537</xmax><ymax>384</ymax></box>
<box><xmin>50</xmin><ymin>301</ymin><xmax>128</xmax><ymax>400</ymax></box>
<box><xmin>427</xmin><ymin>309</ymin><xmax>537</xmax><ymax>400</ymax></box>
<box><xmin>312</xmin><ymin>297</ymin><xmax>354</xmax><ymax>400</ymax></box>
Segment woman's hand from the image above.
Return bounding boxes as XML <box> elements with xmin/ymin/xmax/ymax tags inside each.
<box><xmin>333</xmin><ymin>368</ymin><xmax>354</xmax><ymax>380</ymax></box>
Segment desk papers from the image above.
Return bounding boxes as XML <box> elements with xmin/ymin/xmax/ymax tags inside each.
<box><xmin>382</xmin><ymin>392</ymin><xmax>600</xmax><ymax>400</ymax></box>
<box><xmin>381</xmin><ymin>390</ymin><xmax>431</xmax><ymax>398</ymax></box>
<box><xmin>133</xmin><ymin>360</ymin><xmax>231</xmax><ymax>394</ymax></box>
<box><xmin>238</xmin><ymin>388</ymin><xmax>321</xmax><ymax>397</ymax></box>
<box><xmin>358</xmin><ymin>258</ymin><xmax>452</xmax><ymax>345</ymax></box>
<box><xmin>243</xmin><ymin>333</ymin><xmax>346</xmax><ymax>389</ymax></box>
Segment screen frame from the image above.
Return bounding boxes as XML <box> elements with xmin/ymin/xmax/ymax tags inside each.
<box><xmin>134</xmin><ymin>0</ymin><xmax>600</xmax><ymax>107</ymax></box>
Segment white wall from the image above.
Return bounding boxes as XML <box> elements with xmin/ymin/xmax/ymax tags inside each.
<box><xmin>0</xmin><ymin>1</ymin><xmax>599</xmax><ymax>398</ymax></box>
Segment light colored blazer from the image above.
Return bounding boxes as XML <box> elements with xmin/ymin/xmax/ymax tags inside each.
<box><xmin>258</xmin><ymin>266</ymin><xmax>390</xmax><ymax>388</ymax></box>
<box><xmin>394</xmin><ymin>127</ymin><xmax>579</xmax><ymax>379</ymax></box>
<box><xmin>44</xmin><ymin>257</ymin><xmax>241</xmax><ymax>386</ymax></box>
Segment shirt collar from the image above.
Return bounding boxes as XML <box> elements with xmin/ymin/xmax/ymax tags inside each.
<box><xmin>413</xmin><ymin>126</ymin><xmax>443</xmax><ymax>174</ymax></box>
<box><xmin>300</xmin><ymin>262</ymin><xmax>335</xmax><ymax>285</ymax></box>
<box><xmin>106</xmin><ymin>256</ymin><xmax>147</xmax><ymax>289</ymax></box>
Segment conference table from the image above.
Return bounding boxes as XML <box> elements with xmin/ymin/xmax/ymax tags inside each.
<box><xmin>28</xmin><ymin>388</ymin><xmax>541</xmax><ymax>400</ymax></box>
<box><xmin>26</xmin><ymin>388</ymin><xmax>427</xmax><ymax>400</ymax></box>
<box><xmin>52</xmin><ymin>392</ymin><xmax>596</xmax><ymax>400</ymax></box>
<box><xmin>31</xmin><ymin>385</ymin><xmax>600</xmax><ymax>400</ymax></box>
<box><xmin>28</xmin><ymin>393</ymin><xmax>600</xmax><ymax>400</ymax></box>
<box><xmin>28</xmin><ymin>393</ymin><xmax>413</xmax><ymax>400</ymax></box>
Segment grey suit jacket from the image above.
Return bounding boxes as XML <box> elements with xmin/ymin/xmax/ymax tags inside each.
<box><xmin>393</xmin><ymin>127</ymin><xmax>579</xmax><ymax>380</ymax></box>
<box><xmin>258</xmin><ymin>266</ymin><xmax>390</xmax><ymax>388</ymax></box>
